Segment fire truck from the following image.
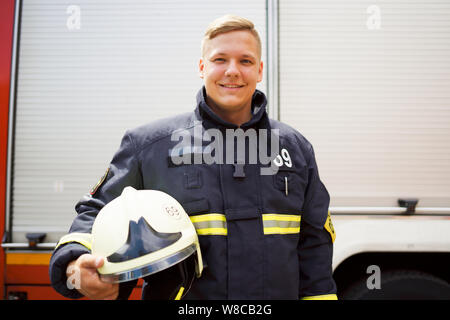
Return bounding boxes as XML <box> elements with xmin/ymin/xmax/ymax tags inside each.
<box><xmin>1</xmin><ymin>0</ymin><xmax>449</xmax><ymax>299</ymax></box>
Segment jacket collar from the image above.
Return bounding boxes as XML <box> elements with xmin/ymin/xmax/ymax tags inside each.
<box><xmin>196</xmin><ymin>86</ymin><xmax>268</xmax><ymax>129</ymax></box>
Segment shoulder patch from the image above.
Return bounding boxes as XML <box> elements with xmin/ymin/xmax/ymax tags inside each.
<box><xmin>90</xmin><ymin>167</ymin><xmax>110</xmax><ymax>196</ymax></box>
<box><xmin>324</xmin><ymin>211</ymin><xmax>336</xmax><ymax>243</ymax></box>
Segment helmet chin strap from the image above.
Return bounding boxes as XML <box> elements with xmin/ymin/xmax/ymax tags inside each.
<box><xmin>173</xmin><ymin>254</ymin><xmax>197</xmax><ymax>300</ymax></box>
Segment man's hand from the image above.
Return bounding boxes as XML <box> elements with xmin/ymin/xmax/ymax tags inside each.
<box><xmin>66</xmin><ymin>253</ymin><xmax>119</xmax><ymax>300</ymax></box>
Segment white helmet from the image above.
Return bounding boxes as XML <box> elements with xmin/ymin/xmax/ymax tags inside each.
<box><xmin>91</xmin><ymin>186</ymin><xmax>203</xmax><ymax>295</ymax></box>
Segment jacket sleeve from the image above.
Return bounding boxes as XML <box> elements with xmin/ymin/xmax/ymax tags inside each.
<box><xmin>297</xmin><ymin>144</ymin><xmax>337</xmax><ymax>300</ymax></box>
<box><xmin>49</xmin><ymin>131</ymin><xmax>143</xmax><ymax>299</ymax></box>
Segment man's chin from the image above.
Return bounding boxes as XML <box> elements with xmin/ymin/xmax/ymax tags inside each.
<box><xmin>216</xmin><ymin>101</ymin><xmax>245</xmax><ymax>111</ymax></box>
<box><xmin>206</xmin><ymin>93</ymin><xmax>251</xmax><ymax>112</ymax></box>
<box><xmin>217</xmin><ymin>95</ymin><xmax>249</xmax><ymax>107</ymax></box>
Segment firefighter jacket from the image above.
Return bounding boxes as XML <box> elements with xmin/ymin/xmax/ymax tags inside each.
<box><xmin>49</xmin><ymin>86</ymin><xmax>337</xmax><ymax>300</ymax></box>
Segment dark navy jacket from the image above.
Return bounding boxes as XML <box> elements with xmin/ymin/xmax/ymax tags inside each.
<box><xmin>49</xmin><ymin>87</ymin><xmax>337</xmax><ymax>300</ymax></box>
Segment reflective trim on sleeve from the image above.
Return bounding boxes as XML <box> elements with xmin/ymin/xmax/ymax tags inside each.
<box><xmin>174</xmin><ymin>286</ymin><xmax>185</xmax><ymax>300</ymax></box>
<box><xmin>262</xmin><ymin>214</ymin><xmax>301</xmax><ymax>235</ymax></box>
<box><xmin>301</xmin><ymin>294</ymin><xmax>338</xmax><ymax>300</ymax></box>
<box><xmin>55</xmin><ymin>232</ymin><xmax>93</xmax><ymax>251</ymax></box>
<box><xmin>190</xmin><ymin>214</ymin><xmax>227</xmax><ymax>236</ymax></box>
<box><xmin>324</xmin><ymin>211</ymin><xmax>336</xmax><ymax>243</ymax></box>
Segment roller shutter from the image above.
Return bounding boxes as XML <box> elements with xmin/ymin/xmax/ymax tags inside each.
<box><xmin>279</xmin><ymin>0</ymin><xmax>450</xmax><ymax>208</ymax></box>
<box><xmin>11</xmin><ymin>0</ymin><xmax>267</xmax><ymax>243</ymax></box>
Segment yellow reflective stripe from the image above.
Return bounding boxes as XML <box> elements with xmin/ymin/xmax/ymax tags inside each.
<box><xmin>196</xmin><ymin>228</ymin><xmax>228</xmax><ymax>235</ymax></box>
<box><xmin>301</xmin><ymin>294</ymin><xmax>338</xmax><ymax>300</ymax></box>
<box><xmin>262</xmin><ymin>214</ymin><xmax>301</xmax><ymax>222</ymax></box>
<box><xmin>190</xmin><ymin>213</ymin><xmax>226</xmax><ymax>223</ymax></box>
<box><xmin>55</xmin><ymin>232</ymin><xmax>93</xmax><ymax>250</ymax></box>
<box><xmin>262</xmin><ymin>214</ymin><xmax>301</xmax><ymax>235</ymax></box>
<box><xmin>190</xmin><ymin>213</ymin><xmax>303</xmax><ymax>235</ymax></box>
<box><xmin>264</xmin><ymin>227</ymin><xmax>300</xmax><ymax>235</ymax></box>
<box><xmin>190</xmin><ymin>214</ymin><xmax>227</xmax><ymax>236</ymax></box>
<box><xmin>324</xmin><ymin>211</ymin><xmax>336</xmax><ymax>243</ymax></box>
<box><xmin>174</xmin><ymin>286</ymin><xmax>185</xmax><ymax>300</ymax></box>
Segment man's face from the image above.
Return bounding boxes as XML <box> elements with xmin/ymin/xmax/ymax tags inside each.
<box><xmin>199</xmin><ymin>30</ymin><xmax>263</xmax><ymax>122</ymax></box>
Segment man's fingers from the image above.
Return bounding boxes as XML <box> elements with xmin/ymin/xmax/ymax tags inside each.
<box><xmin>79</xmin><ymin>275</ymin><xmax>118</xmax><ymax>299</ymax></box>
<box><xmin>101</xmin><ymin>286</ymin><xmax>120</xmax><ymax>300</ymax></box>
<box><xmin>81</xmin><ymin>281</ymin><xmax>119</xmax><ymax>300</ymax></box>
<box><xmin>68</xmin><ymin>254</ymin><xmax>119</xmax><ymax>300</ymax></box>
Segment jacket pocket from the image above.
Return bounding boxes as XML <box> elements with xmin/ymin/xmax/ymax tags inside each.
<box><xmin>273</xmin><ymin>167</ymin><xmax>298</xmax><ymax>192</ymax></box>
<box><xmin>184</xmin><ymin>169</ymin><xmax>202</xmax><ymax>189</ymax></box>
<box><xmin>181</xmin><ymin>197</ymin><xmax>210</xmax><ymax>214</ymax></box>
<box><xmin>271</xmin><ymin>167</ymin><xmax>307</xmax><ymax>211</ymax></box>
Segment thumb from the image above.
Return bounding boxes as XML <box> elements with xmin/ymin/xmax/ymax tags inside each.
<box><xmin>94</xmin><ymin>256</ymin><xmax>104</xmax><ymax>268</ymax></box>
<box><xmin>80</xmin><ymin>254</ymin><xmax>104</xmax><ymax>269</ymax></box>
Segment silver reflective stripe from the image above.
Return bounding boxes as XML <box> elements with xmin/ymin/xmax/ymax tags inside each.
<box><xmin>193</xmin><ymin>220</ymin><xmax>227</xmax><ymax>230</ymax></box>
<box><xmin>262</xmin><ymin>214</ymin><xmax>301</xmax><ymax>235</ymax></box>
<box><xmin>189</xmin><ymin>213</ymin><xmax>302</xmax><ymax>236</ymax></box>
<box><xmin>190</xmin><ymin>214</ymin><xmax>227</xmax><ymax>236</ymax></box>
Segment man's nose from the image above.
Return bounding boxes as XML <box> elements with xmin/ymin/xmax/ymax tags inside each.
<box><xmin>224</xmin><ymin>60</ymin><xmax>240</xmax><ymax>77</ymax></box>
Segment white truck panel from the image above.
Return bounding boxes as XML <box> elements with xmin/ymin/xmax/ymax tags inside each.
<box><xmin>332</xmin><ymin>215</ymin><xmax>450</xmax><ymax>270</ymax></box>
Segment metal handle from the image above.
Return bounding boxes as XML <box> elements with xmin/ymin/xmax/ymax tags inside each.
<box><xmin>330</xmin><ymin>207</ymin><xmax>450</xmax><ymax>215</ymax></box>
<box><xmin>1</xmin><ymin>242</ymin><xmax>56</xmax><ymax>249</ymax></box>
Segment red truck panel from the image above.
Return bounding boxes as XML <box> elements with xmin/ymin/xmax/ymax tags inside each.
<box><xmin>0</xmin><ymin>0</ymin><xmax>16</xmax><ymax>300</ymax></box>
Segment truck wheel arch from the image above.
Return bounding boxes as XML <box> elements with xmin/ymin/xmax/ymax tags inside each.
<box><xmin>333</xmin><ymin>252</ymin><xmax>450</xmax><ymax>300</ymax></box>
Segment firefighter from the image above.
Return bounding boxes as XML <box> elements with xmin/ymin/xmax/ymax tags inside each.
<box><xmin>49</xmin><ymin>14</ymin><xmax>337</xmax><ymax>300</ymax></box>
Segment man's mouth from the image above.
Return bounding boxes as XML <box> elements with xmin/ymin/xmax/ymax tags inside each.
<box><xmin>219</xmin><ymin>83</ymin><xmax>245</xmax><ymax>88</ymax></box>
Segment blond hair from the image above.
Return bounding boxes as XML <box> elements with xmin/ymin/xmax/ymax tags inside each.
<box><xmin>201</xmin><ymin>14</ymin><xmax>262</xmax><ymax>59</ymax></box>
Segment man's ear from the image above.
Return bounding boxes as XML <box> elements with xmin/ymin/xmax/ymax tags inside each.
<box><xmin>257</xmin><ymin>60</ymin><xmax>264</xmax><ymax>82</ymax></box>
<box><xmin>199</xmin><ymin>58</ymin><xmax>205</xmax><ymax>79</ymax></box>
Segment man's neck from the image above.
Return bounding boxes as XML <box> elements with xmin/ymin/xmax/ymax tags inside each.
<box><xmin>206</xmin><ymin>98</ymin><xmax>252</xmax><ymax>127</ymax></box>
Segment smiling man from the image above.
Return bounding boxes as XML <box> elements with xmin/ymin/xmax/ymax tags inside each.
<box><xmin>49</xmin><ymin>14</ymin><xmax>337</xmax><ymax>300</ymax></box>
<box><xmin>199</xmin><ymin>18</ymin><xmax>263</xmax><ymax>126</ymax></box>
